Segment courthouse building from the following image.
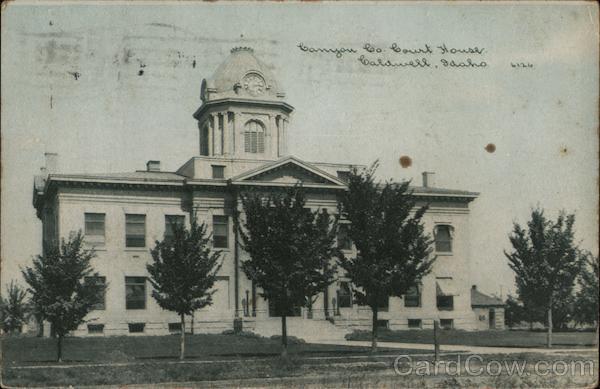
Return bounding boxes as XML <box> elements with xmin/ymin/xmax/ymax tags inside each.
<box><xmin>33</xmin><ymin>47</ymin><xmax>488</xmax><ymax>338</ymax></box>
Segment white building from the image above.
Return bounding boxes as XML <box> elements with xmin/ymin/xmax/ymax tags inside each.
<box><xmin>33</xmin><ymin>47</ymin><xmax>484</xmax><ymax>339</ymax></box>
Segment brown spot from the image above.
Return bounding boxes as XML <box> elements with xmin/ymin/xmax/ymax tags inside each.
<box><xmin>399</xmin><ymin>155</ymin><xmax>412</xmax><ymax>168</ymax></box>
<box><xmin>485</xmin><ymin>143</ymin><xmax>496</xmax><ymax>153</ymax></box>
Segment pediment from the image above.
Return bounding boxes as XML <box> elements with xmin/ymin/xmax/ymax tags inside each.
<box><xmin>231</xmin><ymin>157</ymin><xmax>347</xmax><ymax>188</ymax></box>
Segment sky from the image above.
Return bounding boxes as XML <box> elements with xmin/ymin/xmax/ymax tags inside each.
<box><xmin>1</xmin><ymin>1</ymin><xmax>598</xmax><ymax>299</ymax></box>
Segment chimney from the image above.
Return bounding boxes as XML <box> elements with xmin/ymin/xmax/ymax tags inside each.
<box><xmin>146</xmin><ymin>160</ymin><xmax>161</xmax><ymax>172</ymax></box>
<box><xmin>44</xmin><ymin>152</ymin><xmax>58</xmax><ymax>175</ymax></box>
<box><xmin>422</xmin><ymin>171</ymin><xmax>436</xmax><ymax>188</ymax></box>
<box><xmin>472</xmin><ymin>285</ymin><xmax>477</xmax><ymax>290</ymax></box>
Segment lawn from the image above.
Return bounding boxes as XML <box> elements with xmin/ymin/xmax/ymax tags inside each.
<box><xmin>0</xmin><ymin>333</ymin><xmax>426</xmax><ymax>387</ymax></box>
<box><xmin>347</xmin><ymin>329</ymin><xmax>597</xmax><ymax>348</ymax></box>
<box><xmin>1</xmin><ymin>333</ymin><xmax>409</xmax><ymax>365</ymax></box>
<box><xmin>2</xmin><ymin>332</ymin><xmax>597</xmax><ymax>387</ymax></box>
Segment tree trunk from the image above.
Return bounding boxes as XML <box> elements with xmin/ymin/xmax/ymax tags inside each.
<box><xmin>371</xmin><ymin>306</ymin><xmax>378</xmax><ymax>353</ymax></box>
<box><xmin>281</xmin><ymin>315</ymin><xmax>288</xmax><ymax>357</ymax></box>
<box><xmin>36</xmin><ymin>315</ymin><xmax>44</xmax><ymax>337</ymax></box>
<box><xmin>547</xmin><ymin>306</ymin><xmax>553</xmax><ymax>348</ymax></box>
<box><xmin>190</xmin><ymin>313</ymin><xmax>194</xmax><ymax>335</ymax></box>
<box><xmin>57</xmin><ymin>335</ymin><xmax>63</xmax><ymax>363</ymax></box>
<box><xmin>180</xmin><ymin>313</ymin><xmax>186</xmax><ymax>360</ymax></box>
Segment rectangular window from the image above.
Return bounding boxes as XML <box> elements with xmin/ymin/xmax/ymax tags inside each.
<box><xmin>408</xmin><ymin>319</ymin><xmax>422</xmax><ymax>329</ymax></box>
<box><xmin>440</xmin><ymin>319</ymin><xmax>454</xmax><ymax>330</ymax></box>
<box><xmin>164</xmin><ymin>215</ymin><xmax>185</xmax><ymax>242</ymax></box>
<box><xmin>337</xmin><ymin>282</ymin><xmax>352</xmax><ymax>308</ymax></box>
<box><xmin>87</xmin><ymin>324</ymin><xmax>104</xmax><ymax>334</ymax></box>
<box><xmin>128</xmin><ymin>323</ymin><xmax>145</xmax><ymax>333</ymax></box>
<box><xmin>126</xmin><ymin>214</ymin><xmax>146</xmax><ymax>248</ymax></box>
<box><xmin>404</xmin><ymin>285</ymin><xmax>421</xmax><ymax>308</ymax></box>
<box><xmin>337</xmin><ymin>224</ymin><xmax>352</xmax><ymax>251</ymax></box>
<box><xmin>213</xmin><ymin>215</ymin><xmax>228</xmax><ymax>248</ymax></box>
<box><xmin>437</xmin><ymin>295</ymin><xmax>454</xmax><ymax>311</ymax></box>
<box><xmin>168</xmin><ymin>322</ymin><xmax>182</xmax><ymax>333</ymax></box>
<box><xmin>125</xmin><ymin>277</ymin><xmax>146</xmax><ymax>310</ymax></box>
<box><xmin>212</xmin><ymin>165</ymin><xmax>225</xmax><ymax>179</ymax></box>
<box><xmin>435</xmin><ymin>225</ymin><xmax>453</xmax><ymax>253</ymax></box>
<box><xmin>85</xmin><ymin>213</ymin><xmax>105</xmax><ymax>244</ymax></box>
<box><xmin>84</xmin><ymin>276</ymin><xmax>106</xmax><ymax>310</ymax></box>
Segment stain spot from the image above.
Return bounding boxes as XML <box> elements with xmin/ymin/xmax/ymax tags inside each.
<box><xmin>560</xmin><ymin>146</ymin><xmax>568</xmax><ymax>156</ymax></box>
<box><xmin>485</xmin><ymin>143</ymin><xmax>496</xmax><ymax>153</ymax></box>
<box><xmin>123</xmin><ymin>48</ymin><xmax>133</xmax><ymax>64</ymax></box>
<box><xmin>49</xmin><ymin>21</ymin><xmax>53</xmax><ymax>26</ymax></box>
<box><xmin>557</xmin><ymin>99</ymin><xmax>563</xmax><ymax>106</ymax></box>
<box><xmin>68</xmin><ymin>71</ymin><xmax>80</xmax><ymax>80</ymax></box>
<box><xmin>138</xmin><ymin>69</ymin><xmax>144</xmax><ymax>76</ymax></box>
<box><xmin>399</xmin><ymin>155</ymin><xmax>412</xmax><ymax>168</ymax></box>
<box><xmin>192</xmin><ymin>59</ymin><xmax>196</xmax><ymax>68</ymax></box>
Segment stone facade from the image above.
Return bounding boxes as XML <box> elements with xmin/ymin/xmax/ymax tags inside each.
<box><xmin>33</xmin><ymin>48</ymin><xmax>482</xmax><ymax>339</ymax></box>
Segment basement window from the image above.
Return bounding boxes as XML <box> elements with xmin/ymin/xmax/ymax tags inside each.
<box><xmin>408</xmin><ymin>319</ymin><xmax>422</xmax><ymax>329</ymax></box>
<box><xmin>168</xmin><ymin>323</ymin><xmax>182</xmax><ymax>333</ymax></box>
<box><xmin>87</xmin><ymin>324</ymin><xmax>104</xmax><ymax>334</ymax></box>
<box><xmin>128</xmin><ymin>323</ymin><xmax>145</xmax><ymax>333</ymax></box>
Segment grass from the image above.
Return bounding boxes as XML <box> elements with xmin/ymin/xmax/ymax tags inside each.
<box><xmin>1</xmin><ymin>333</ymin><xmax>412</xmax><ymax>366</ymax></box>
<box><xmin>0</xmin><ymin>333</ymin><xmax>427</xmax><ymax>387</ymax></box>
<box><xmin>2</xmin><ymin>332</ymin><xmax>597</xmax><ymax>387</ymax></box>
<box><xmin>346</xmin><ymin>329</ymin><xmax>597</xmax><ymax>348</ymax></box>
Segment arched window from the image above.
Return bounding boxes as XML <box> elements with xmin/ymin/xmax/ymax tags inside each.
<box><xmin>434</xmin><ymin>225</ymin><xmax>454</xmax><ymax>253</ymax></box>
<box><xmin>244</xmin><ymin>120</ymin><xmax>265</xmax><ymax>154</ymax></box>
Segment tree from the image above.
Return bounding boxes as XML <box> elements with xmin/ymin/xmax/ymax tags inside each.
<box><xmin>340</xmin><ymin>163</ymin><xmax>436</xmax><ymax>352</ymax></box>
<box><xmin>237</xmin><ymin>185</ymin><xmax>339</xmax><ymax>356</ymax></box>
<box><xmin>0</xmin><ymin>281</ymin><xmax>31</xmax><ymax>335</ymax></box>
<box><xmin>147</xmin><ymin>218</ymin><xmax>223</xmax><ymax>360</ymax></box>
<box><xmin>504</xmin><ymin>295</ymin><xmax>528</xmax><ymax>328</ymax></box>
<box><xmin>22</xmin><ymin>232</ymin><xmax>106</xmax><ymax>362</ymax></box>
<box><xmin>505</xmin><ymin>208</ymin><xmax>585</xmax><ymax>347</ymax></box>
<box><xmin>573</xmin><ymin>253</ymin><xmax>599</xmax><ymax>329</ymax></box>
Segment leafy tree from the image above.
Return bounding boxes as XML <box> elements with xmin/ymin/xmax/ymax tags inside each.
<box><xmin>340</xmin><ymin>163</ymin><xmax>436</xmax><ymax>352</ymax></box>
<box><xmin>237</xmin><ymin>185</ymin><xmax>339</xmax><ymax>356</ymax></box>
<box><xmin>22</xmin><ymin>232</ymin><xmax>106</xmax><ymax>361</ymax></box>
<box><xmin>504</xmin><ymin>295</ymin><xmax>528</xmax><ymax>328</ymax></box>
<box><xmin>505</xmin><ymin>208</ymin><xmax>585</xmax><ymax>347</ymax></box>
<box><xmin>574</xmin><ymin>253</ymin><xmax>599</xmax><ymax>328</ymax></box>
<box><xmin>147</xmin><ymin>218</ymin><xmax>222</xmax><ymax>360</ymax></box>
<box><xmin>0</xmin><ymin>281</ymin><xmax>31</xmax><ymax>335</ymax></box>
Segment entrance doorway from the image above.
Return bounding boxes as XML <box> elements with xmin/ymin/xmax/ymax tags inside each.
<box><xmin>489</xmin><ymin>309</ymin><xmax>496</xmax><ymax>329</ymax></box>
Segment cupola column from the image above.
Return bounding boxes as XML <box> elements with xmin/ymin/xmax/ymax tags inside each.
<box><xmin>208</xmin><ymin>115</ymin><xmax>214</xmax><ymax>156</ymax></box>
<box><xmin>269</xmin><ymin>114</ymin><xmax>277</xmax><ymax>158</ymax></box>
<box><xmin>223</xmin><ymin>112</ymin><xmax>231</xmax><ymax>156</ymax></box>
<box><xmin>213</xmin><ymin>113</ymin><xmax>222</xmax><ymax>155</ymax></box>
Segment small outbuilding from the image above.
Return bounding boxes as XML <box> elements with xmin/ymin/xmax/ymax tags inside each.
<box><xmin>471</xmin><ymin>285</ymin><xmax>505</xmax><ymax>330</ymax></box>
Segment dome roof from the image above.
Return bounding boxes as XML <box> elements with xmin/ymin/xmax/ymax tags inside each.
<box><xmin>201</xmin><ymin>47</ymin><xmax>285</xmax><ymax>102</ymax></box>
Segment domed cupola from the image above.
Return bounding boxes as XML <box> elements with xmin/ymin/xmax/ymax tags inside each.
<box><xmin>201</xmin><ymin>47</ymin><xmax>286</xmax><ymax>102</ymax></box>
<box><xmin>193</xmin><ymin>47</ymin><xmax>294</xmax><ymax>161</ymax></box>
